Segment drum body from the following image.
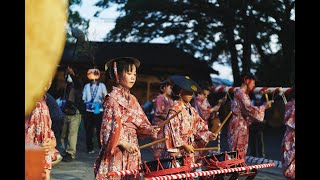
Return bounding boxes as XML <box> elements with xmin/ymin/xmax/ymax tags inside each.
<box><xmin>141</xmin><ymin>155</ymin><xmax>193</xmax><ymax>177</ymax></box>
<box><xmin>201</xmin><ymin>150</ymin><xmax>245</xmax><ymax>170</ymax></box>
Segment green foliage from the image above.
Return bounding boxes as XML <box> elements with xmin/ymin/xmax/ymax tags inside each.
<box><xmin>67</xmin><ymin>0</ymin><xmax>90</xmax><ymax>42</ymax></box>
<box><xmin>94</xmin><ymin>0</ymin><xmax>295</xmax><ymax>85</ymax></box>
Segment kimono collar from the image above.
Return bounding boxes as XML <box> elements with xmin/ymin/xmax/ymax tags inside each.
<box><xmin>108</xmin><ymin>86</ymin><xmax>133</xmax><ymax>109</ymax></box>
<box><xmin>114</xmin><ymin>86</ymin><xmax>130</xmax><ymax>99</ymax></box>
<box><xmin>176</xmin><ymin>100</ymin><xmax>192</xmax><ymax>115</ymax></box>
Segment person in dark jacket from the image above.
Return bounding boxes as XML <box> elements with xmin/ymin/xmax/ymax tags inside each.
<box><xmin>45</xmin><ymin>92</ymin><xmax>64</xmax><ymax>140</ymax></box>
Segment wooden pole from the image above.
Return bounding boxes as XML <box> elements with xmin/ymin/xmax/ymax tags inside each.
<box><xmin>158</xmin><ymin>110</ymin><xmax>182</xmax><ymax>128</ymax></box>
<box><xmin>213</xmin><ymin>111</ymin><xmax>232</xmax><ymax>135</ymax></box>
<box><xmin>139</xmin><ymin>137</ymin><xmax>168</xmax><ymax>149</ymax></box>
<box><xmin>194</xmin><ymin>147</ymin><xmax>220</xmax><ymax>151</ymax></box>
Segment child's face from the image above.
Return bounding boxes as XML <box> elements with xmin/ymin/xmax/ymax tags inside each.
<box><xmin>119</xmin><ymin>64</ymin><xmax>137</xmax><ymax>89</ymax></box>
<box><xmin>163</xmin><ymin>85</ymin><xmax>173</xmax><ymax>96</ymax></box>
<box><xmin>181</xmin><ymin>89</ymin><xmax>193</xmax><ymax>103</ymax></box>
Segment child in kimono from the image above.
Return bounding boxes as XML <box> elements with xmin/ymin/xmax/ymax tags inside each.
<box><xmin>151</xmin><ymin>80</ymin><xmax>174</xmax><ymax>159</ymax></box>
<box><xmin>163</xmin><ymin>75</ymin><xmax>218</xmax><ymax>163</ymax></box>
<box><xmin>94</xmin><ymin>57</ymin><xmax>159</xmax><ymax>180</ymax></box>
<box><xmin>25</xmin><ymin>81</ymin><xmax>59</xmax><ymax>180</ymax></box>
<box><xmin>227</xmin><ymin>73</ymin><xmax>273</xmax><ymax>158</ymax></box>
<box><xmin>281</xmin><ymin>85</ymin><xmax>295</xmax><ymax>179</ymax></box>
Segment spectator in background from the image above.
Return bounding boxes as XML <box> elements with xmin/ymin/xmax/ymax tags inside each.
<box><xmin>248</xmin><ymin>94</ymin><xmax>266</xmax><ymax>158</ymax></box>
<box><xmin>82</xmin><ymin>68</ymin><xmax>107</xmax><ymax>154</ymax></box>
<box><xmin>45</xmin><ymin>92</ymin><xmax>64</xmax><ymax>144</ymax></box>
<box><xmin>45</xmin><ymin>92</ymin><xmax>64</xmax><ymax>166</ymax></box>
<box><xmin>60</xmin><ymin>67</ymin><xmax>83</xmax><ymax>162</ymax></box>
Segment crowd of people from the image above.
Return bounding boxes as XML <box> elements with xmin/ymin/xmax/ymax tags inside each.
<box><xmin>25</xmin><ymin>57</ymin><xmax>295</xmax><ymax>180</ymax></box>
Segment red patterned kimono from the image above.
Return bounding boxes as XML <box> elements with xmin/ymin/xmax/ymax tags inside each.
<box><xmin>25</xmin><ymin>96</ymin><xmax>59</xmax><ymax>170</ymax></box>
<box><xmin>281</xmin><ymin>99</ymin><xmax>295</xmax><ymax>179</ymax></box>
<box><xmin>193</xmin><ymin>94</ymin><xmax>212</xmax><ymax>121</ymax></box>
<box><xmin>94</xmin><ymin>86</ymin><xmax>156</xmax><ymax>180</ymax></box>
<box><xmin>227</xmin><ymin>89</ymin><xmax>265</xmax><ymax>158</ymax></box>
<box><xmin>151</xmin><ymin>94</ymin><xmax>173</xmax><ymax>156</ymax></box>
<box><xmin>164</xmin><ymin>100</ymin><xmax>215</xmax><ymax>162</ymax></box>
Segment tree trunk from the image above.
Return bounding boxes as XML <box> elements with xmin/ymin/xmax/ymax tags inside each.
<box><xmin>278</xmin><ymin>0</ymin><xmax>295</xmax><ymax>85</ymax></box>
<box><xmin>241</xmin><ymin>5</ymin><xmax>253</xmax><ymax>74</ymax></box>
<box><xmin>226</xmin><ymin>27</ymin><xmax>241</xmax><ymax>86</ymax></box>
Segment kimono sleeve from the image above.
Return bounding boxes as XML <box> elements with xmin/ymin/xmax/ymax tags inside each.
<box><xmin>195</xmin><ymin>98</ymin><xmax>209</xmax><ymax>114</ymax></box>
<box><xmin>284</xmin><ymin>101</ymin><xmax>295</xmax><ymax>130</ymax></box>
<box><xmin>165</xmin><ymin>109</ymin><xmax>184</xmax><ymax>148</ymax></box>
<box><xmin>100</xmin><ymin>97</ymin><xmax>121</xmax><ymax>146</ymax></box>
<box><xmin>238</xmin><ymin>92</ymin><xmax>266</xmax><ymax>122</ymax></box>
<box><xmin>154</xmin><ymin>96</ymin><xmax>167</xmax><ymax>118</ymax></box>
<box><xmin>135</xmin><ymin>100</ymin><xmax>155</xmax><ymax>136</ymax></box>
<box><xmin>25</xmin><ymin>107</ymin><xmax>38</xmax><ymax>144</ymax></box>
<box><xmin>193</xmin><ymin>109</ymin><xmax>215</xmax><ymax>145</ymax></box>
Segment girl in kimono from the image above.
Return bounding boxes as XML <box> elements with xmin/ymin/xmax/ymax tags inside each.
<box><xmin>151</xmin><ymin>80</ymin><xmax>174</xmax><ymax>159</ymax></box>
<box><xmin>227</xmin><ymin>73</ymin><xmax>273</xmax><ymax>158</ymax></box>
<box><xmin>25</xmin><ymin>80</ymin><xmax>59</xmax><ymax>180</ymax></box>
<box><xmin>94</xmin><ymin>57</ymin><xmax>159</xmax><ymax>180</ymax></box>
<box><xmin>281</xmin><ymin>86</ymin><xmax>295</xmax><ymax>179</ymax></box>
<box><xmin>163</xmin><ymin>75</ymin><xmax>218</xmax><ymax>163</ymax></box>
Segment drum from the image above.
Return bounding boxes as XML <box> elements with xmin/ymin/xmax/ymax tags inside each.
<box><xmin>25</xmin><ymin>144</ymin><xmax>46</xmax><ymax>180</ymax></box>
<box><xmin>201</xmin><ymin>150</ymin><xmax>245</xmax><ymax>170</ymax></box>
<box><xmin>210</xmin><ymin>116</ymin><xmax>220</xmax><ymax>133</ymax></box>
<box><xmin>141</xmin><ymin>155</ymin><xmax>193</xmax><ymax>177</ymax></box>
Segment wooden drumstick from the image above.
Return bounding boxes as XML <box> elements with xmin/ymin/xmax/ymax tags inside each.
<box><xmin>158</xmin><ymin>110</ymin><xmax>182</xmax><ymax>128</ymax></box>
<box><xmin>265</xmin><ymin>93</ymin><xmax>269</xmax><ymax>101</ymax></box>
<box><xmin>139</xmin><ymin>137</ymin><xmax>168</xmax><ymax>149</ymax></box>
<box><xmin>213</xmin><ymin>111</ymin><xmax>232</xmax><ymax>135</ymax></box>
<box><xmin>194</xmin><ymin>147</ymin><xmax>220</xmax><ymax>151</ymax></box>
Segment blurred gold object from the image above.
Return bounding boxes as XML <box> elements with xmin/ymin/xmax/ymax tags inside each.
<box><xmin>25</xmin><ymin>144</ymin><xmax>46</xmax><ymax>180</ymax></box>
<box><xmin>25</xmin><ymin>0</ymin><xmax>67</xmax><ymax>116</ymax></box>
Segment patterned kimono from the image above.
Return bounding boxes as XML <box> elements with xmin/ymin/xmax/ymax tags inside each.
<box><xmin>281</xmin><ymin>99</ymin><xmax>295</xmax><ymax>179</ymax></box>
<box><xmin>164</xmin><ymin>100</ymin><xmax>215</xmax><ymax>162</ymax></box>
<box><xmin>94</xmin><ymin>86</ymin><xmax>156</xmax><ymax>180</ymax></box>
<box><xmin>227</xmin><ymin>89</ymin><xmax>265</xmax><ymax>158</ymax></box>
<box><xmin>151</xmin><ymin>94</ymin><xmax>173</xmax><ymax>156</ymax></box>
<box><xmin>25</xmin><ymin>96</ymin><xmax>59</xmax><ymax>170</ymax></box>
<box><xmin>193</xmin><ymin>94</ymin><xmax>212</xmax><ymax>121</ymax></box>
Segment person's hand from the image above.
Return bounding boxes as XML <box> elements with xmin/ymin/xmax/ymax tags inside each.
<box><xmin>182</xmin><ymin>144</ymin><xmax>194</xmax><ymax>153</ymax></box>
<box><xmin>210</xmin><ymin>106</ymin><xmax>220</xmax><ymax>113</ymax></box>
<box><xmin>151</xmin><ymin>127</ymin><xmax>160</xmax><ymax>138</ymax></box>
<box><xmin>118</xmin><ymin>142</ymin><xmax>138</xmax><ymax>154</ymax></box>
<box><xmin>67</xmin><ymin>66</ymin><xmax>75</xmax><ymax>76</ymax></box>
<box><xmin>210</xmin><ymin>133</ymin><xmax>218</xmax><ymax>141</ymax></box>
<box><xmin>41</xmin><ymin>140</ymin><xmax>52</xmax><ymax>154</ymax></box>
<box><xmin>265</xmin><ymin>100</ymin><xmax>274</xmax><ymax>109</ymax></box>
<box><xmin>219</xmin><ymin>95</ymin><xmax>227</xmax><ymax>104</ymax></box>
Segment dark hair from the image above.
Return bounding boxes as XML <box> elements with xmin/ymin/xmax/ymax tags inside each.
<box><xmin>159</xmin><ymin>80</ymin><xmax>173</xmax><ymax>94</ymax></box>
<box><xmin>198</xmin><ymin>81</ymin><xmax>211</xmax><ymax>91</ymax></box>
<box><xmin>108</xmin><ymin>59</ymin><xmax>137</xmax><ymax>80</ymax></box>
<box><xmin>241</xmin><ymin>72</ymin><xmax>256</xmax><ymax>83</ymax></box>
<box><xmin>171</xmin><ymin>84</ymin><xmax>182</xmax><ymax>100</ymax></box>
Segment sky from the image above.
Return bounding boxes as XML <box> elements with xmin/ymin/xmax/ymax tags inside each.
<box><xmin>73</xmin><ymin>0</ymin><xmax>280</xmax><ymax>82</ymax></box>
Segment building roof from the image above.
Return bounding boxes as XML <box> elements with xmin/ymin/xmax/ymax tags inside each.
<box><xmin>60</xmin><ymin>42</ymin><xmax>218</xmax><ymax>82</ymax></box>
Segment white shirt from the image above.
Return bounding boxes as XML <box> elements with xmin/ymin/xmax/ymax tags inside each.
<box><xmin>82</xmin><ymin>82</ymin><xmax>107</xmax><ymax>112</ymax></box>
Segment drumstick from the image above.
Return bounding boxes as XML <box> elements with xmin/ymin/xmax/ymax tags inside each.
<box><xmin>194</xmin><ymin>147</ymin><xmax>220</xmax><ymax>151</ymax></box>
<box><xmin>213</xmin><ymin>111</ymin><xmax>232</xmax><ymax>134</ymax></box>
<box><xmin>139</xmin><ymin>137</ymin><xmax>168</xmax><ymax>149</ymax></box>
<box><xmin>265</xmin><ymin>93</ymin><xmax>269</xmax><ymax>101</ymax></box>
<box><xmin>158</xmin><ymin>110</ymin><xmax>182</xmax><ymax>128</ymax></box>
